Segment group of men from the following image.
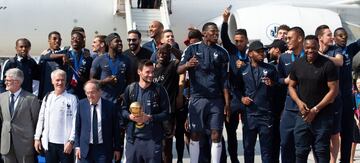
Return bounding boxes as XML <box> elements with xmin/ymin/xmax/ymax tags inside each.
<box><xmin>0</xmin><ymin>7</ymin><xmax>360</xmax><ymax>163</ymax></box>
<box><xmin>218</xmin><ymin>8</ymin><xmax>360</xmax><ymax>163</ymax></box>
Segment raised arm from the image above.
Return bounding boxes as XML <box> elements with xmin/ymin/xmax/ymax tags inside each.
<box><xmin>221</xmin><ymin>9</ymin><xmax>237</xmax><ymax>53</ymax></box>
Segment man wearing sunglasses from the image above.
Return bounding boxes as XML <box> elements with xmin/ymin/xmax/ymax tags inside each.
<box><xmin>123</xmin><ymin>30</ymin><xmax>152</xmax><ymax>82</ymax></box>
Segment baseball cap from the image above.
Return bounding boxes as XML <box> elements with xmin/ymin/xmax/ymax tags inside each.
<box><xmin>266</xmin><ymin>39</ymin><xmax>287</xmax><ymax>53</ymax></box>
<box><xmin>248</xmin><ymin>40</ymin><xmax>265</xmax><ymax>52</ymax></box>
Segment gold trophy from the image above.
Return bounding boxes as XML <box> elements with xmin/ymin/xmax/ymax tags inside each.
<box><xmin>129</xmin><ymin>102</ymin><xmax>144</xmax><ymax>128</ymax></box>
<box><xmin>111</xmin><ymin>75</ymin><xmax>117</xmax><ymax>83</ymax></box>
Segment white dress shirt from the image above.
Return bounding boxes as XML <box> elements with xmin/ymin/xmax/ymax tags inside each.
<box><xmin>90</xmin><ymin>99</ymin><xmax>103</xmax><ymax>144</ymax></box>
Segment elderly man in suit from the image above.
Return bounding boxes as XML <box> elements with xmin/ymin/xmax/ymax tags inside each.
<box><xmin>75</xmin><ymin>80</ymin><xmax>121</xmax><ymax>163</ymax></box>
<box><xmin>0</xmin><ymin>68</ymin><xmax>40</xmax><ymax>163</ymax></box>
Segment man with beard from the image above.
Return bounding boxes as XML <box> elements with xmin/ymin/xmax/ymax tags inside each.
<box><xmin>240</xmin><ymin>41</ymin><xmax>278</xmax><ymax>163</ymax></box>
<box><xmin>177</xmin><ymin>22</ymin><xmax>230</xmax><ymax>163</ymax></box>
<box><xmin>90</xmin><ymin>33</ymin><xmax>132</xmax><ymax>104</ymax></box>
<box><xmin>121</xmin><ymin>59</ymin><xmax>170</xmax><ymax>162</ymax></box>
<box><xmin>289</xmin><ymin>35</ymin><xmax>338</xmax><ymax>163</ymax></box>
<box><xmin>266</xmin><ymin>39</ymin><xmax>287</xmax><ymax>65</ymax></box>
<box><xmin>143</xmin><ymin>21</ymin><xmax>164</xmax><ymax>53</ymax></box>
<box><xmin>221</xmin><ymin>9</ymin><xmax>248</xmax><ymax>163</ymax></box>
<box><xmin>265</xmin><ymin>39</ymin><xmax>287</xmax><ymax>163</ymax></box>
<box><xmin>123</xmin><ymin>30</ymin><xmax>152</xmax><ymax>82</ymax></box>
<box><xmin>0</xmin><ymin>38</ymin><xmax>39</xmax><ymax>93</ymax></box>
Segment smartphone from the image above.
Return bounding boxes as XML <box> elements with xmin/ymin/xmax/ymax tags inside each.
<box><xmin>227</xmin><ymin>4</ymin><xmax>232</xmax><ymax>11</ymax></box>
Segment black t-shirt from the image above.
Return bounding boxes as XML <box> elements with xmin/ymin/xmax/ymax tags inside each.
<box><xmin>290</xmin><ymin>55</ymin><xmax>338</xmax><ymax>108</ymax></box>
<box><xmin>123</xmin><ymin>47</ymin><xmax>152</xmax><ymax>81</ymax></box>
<box><xmin>153</xmin><ymin>61</ymin><xmax>179</xmax><ymax>113</ymax></box>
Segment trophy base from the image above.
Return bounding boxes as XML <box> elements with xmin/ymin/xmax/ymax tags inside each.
<box><xmin>135</xmin><ymin>123</ymin><xmax>145</xmax><ymax>129</ymax></box>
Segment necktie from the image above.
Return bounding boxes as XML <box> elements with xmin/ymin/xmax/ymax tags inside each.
<box><xmin>9</xmin><ymin>94</ymin><xmax>15</xmax><ymax>117</ymax></box>
<box><xmin>92</xmin><ymin>104</ymin><xmax>98</xmax><ymax>145</ymax></box>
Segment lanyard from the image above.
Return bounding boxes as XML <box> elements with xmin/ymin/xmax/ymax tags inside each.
<box><xmin>108</xmin><ymin>54</ymin><xmax>121</xmax><ymax>75</ymax></box>
<box><xmin>342</xmin><ymin>47</ymin><xmax>348</xmax><ymax>55</ymax></box>
<box><xmin>70</xmin><ymin>51</ymin><xmax>83</xmax><ymax>72</ymax></box>
<box><xmin>151</xmin><ymin>41</ymin><xmax>157</xmax><ymax>52</ymax></box>
<box><xmin>236</xmin><ymin>50</ymin><xmax>247</xmax><ymax>61</ymax></box>
<box><xmin>291</xmin><ymin>50</ymin><xmax>304</xmax><ymax>62</ymax></box>
<box><xmin>70</xmin><ymin>51</ymin><xmax>83</xmax><ymax>80</ymax></box>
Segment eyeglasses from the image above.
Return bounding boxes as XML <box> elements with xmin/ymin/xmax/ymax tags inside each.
<box><xmin>5</xmin><ymin>79</ymin><xmax>18</xmax><ymax>83</ymax></box>
<box><xmin>127</xmin><ymin>38</ymin><xmax>138</xmax><ymax>42</ymax></box>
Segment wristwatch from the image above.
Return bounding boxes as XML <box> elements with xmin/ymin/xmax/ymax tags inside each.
<box><xmin>313</xmin><ymin>106</ymin><xmax>320</xmax><ymax>113</ymax></box>
<box><xmin>68</xmin><ymin>140</ymin><xmax>74</xmax><ymax>145</ymax></box>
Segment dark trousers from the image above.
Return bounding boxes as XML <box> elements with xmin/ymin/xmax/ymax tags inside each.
<box><xmin>294</xmin><ymin>112</ymin><xmax>333</xmax><ymax>163</ymax></box>
<box><xmin>162</xmin><ymin>114</ymin><xmax>175</xmax><ymax>163</ymax></box>
<box><xmin>280</xmin><ymin>110</ymin><xmax>298</xmax><ymax>163</ymax></box>
<box><xmin>224</xmin><ymin>111</ymin><xmax>240</xmax><ymax>163</ymax></box>
<box><xmin>137</xmin><ymin>0</ymin><xmax>141</xmax><ymax>8</ymax></box>
<box><xmin>45</xmin><ymin>143</ymin><xmax>74</xmax><ymax>163</ymax></box>
<box><xmin>140</xmin><ymin>0</ymin><xmax>147</xmax><ymax>8</ymax></box>
<box><xmin>81</xmin><ymin>144</ymin><xmax>110</xmax><ymax>163</ymax></box>
<box><xmin>272</xmin><ymin>116</ymin><xmax>280</xmax><ymax>163</ymax></box>
<box><xmin>126</xmin><ymin>138</ymin><xmax>162</xmax><ymax>163</ymax></box>
<box><xmin>141</xmin><ymin>0</ymin><xmax>154</xmax><ymax>8</ymax></box>
<box><xmin>162</xmin><ymin>137</ymin><xmax>173</xmax><ymax>163</ymax></box>
<box><xmin>148</xmin><ymin>0</ymin><xmax>155</xmax><ymax>8</ymax></box>
<box><xmin>243</xmin><ymin>114</ymin><xmax>273</xmax><ymax>163</ymax></box>
<box><xmin>174</xmin><ymin>107</ymin><xmax>188</xmax><ymax>162</ymax></box>
<box><xmin>340</xmin><ymin>94</ymin><xmax>354</xmax><ymax>163</ymax></box>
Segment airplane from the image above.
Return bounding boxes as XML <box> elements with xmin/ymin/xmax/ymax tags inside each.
<box><xmin>0</xmin><ymin>1</ymin><xmax>359</xmax><ymax>162</ymax></box>
<box><xmin>0</xmin><ymin>0</ymin><xmax>359</xmax><ymax>60</ymax></box>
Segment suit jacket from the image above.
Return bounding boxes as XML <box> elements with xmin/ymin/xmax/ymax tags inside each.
<box><xmin>240</xmin><ymin>62</ymin><xmax>278</xmax><ymax>115</ymax></box>
<box><xmin>0</xmin><ymin>90</ymin><xmax>40</xmax><ymax>155</ymax></box>
<box><xmin>75</xmin><ymin>98</ymin><xmax>121</xmax><ymax>158</ymax></box>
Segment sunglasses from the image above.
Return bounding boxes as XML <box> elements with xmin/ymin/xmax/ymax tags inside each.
<box><xmin>127</xmin><ymin>38</ymin><xmax>138</xmax><ymax>42</ymax></box>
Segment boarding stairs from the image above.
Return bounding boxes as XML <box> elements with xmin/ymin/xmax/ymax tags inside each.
<box><xmin>115</xmin><ymin>0</ymin><xmax>171</xmax><ymax>43</ymax></box>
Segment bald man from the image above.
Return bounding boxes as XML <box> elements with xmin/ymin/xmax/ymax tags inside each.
<box><xmin>143</xmin><ymin>21</ymin><xmax>164</xmax><ymax>53</ymax></box>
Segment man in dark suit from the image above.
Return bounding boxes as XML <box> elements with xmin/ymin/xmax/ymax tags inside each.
<box><xmin>0</xmin><ymin>68</ymin><xmax>40</xmax><ymax>163</ymax></box>
<box><xmin>75</xmin><ymin>80</ymin><xmax>121</xmax><ymax>163</ymax></box>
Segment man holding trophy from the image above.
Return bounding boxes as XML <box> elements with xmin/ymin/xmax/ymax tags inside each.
<box><xmin>121</xmin><ymin>59</ymin><xmax>170</xmax><ymax>162</ymax></box>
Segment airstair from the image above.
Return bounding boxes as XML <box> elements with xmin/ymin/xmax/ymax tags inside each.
<box><xmin>121</xmin><ymin>0</ymin><xmax>171</xmax><ymax>43</ymax></box>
